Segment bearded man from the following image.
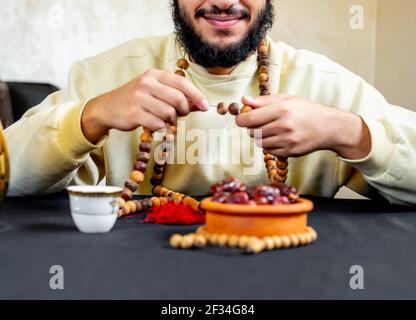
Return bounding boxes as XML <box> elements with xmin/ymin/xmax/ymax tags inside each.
<box><xmin>5</xmin><ymin>0</ymin><xmax>416</xmax><ymax>205</ymax></box>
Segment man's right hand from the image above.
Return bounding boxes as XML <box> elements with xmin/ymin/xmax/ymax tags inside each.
<box><xmin>81</xmin><ymin>68</ymin><xmax>209</xmax><ymax>143</ymax></box>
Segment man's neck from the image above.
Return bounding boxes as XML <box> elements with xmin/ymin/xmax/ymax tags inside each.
<box><xmin>206</xmin><ymin>66</ymin><xmax>238</xmax><ymax>75</ymax></box>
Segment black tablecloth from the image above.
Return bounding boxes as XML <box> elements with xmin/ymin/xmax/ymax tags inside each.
<box><xmin>0</xmin><ymin>193</ymin><xmax>415</xmax><ymax>299</ymax></box>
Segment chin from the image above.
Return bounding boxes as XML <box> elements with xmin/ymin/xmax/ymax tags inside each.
<box><xmin>203</xmin><ymin>34</ymin><xmax>245</xmax><ymax>50</ymax></box>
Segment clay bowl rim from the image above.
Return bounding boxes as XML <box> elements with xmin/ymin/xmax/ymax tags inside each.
<box><xmin>201</xmin><ymin>197</ymin><xmax>314</xmax><ymax>216</ymax></box>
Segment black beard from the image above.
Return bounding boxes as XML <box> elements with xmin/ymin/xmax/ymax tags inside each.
<box><xmin>170</xmin><ymin>0</ymin><xmax>274</xmax><ymax>69</ymax></box>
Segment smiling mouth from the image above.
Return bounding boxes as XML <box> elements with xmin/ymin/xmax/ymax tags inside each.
<box><xmin>202</xmin><ymin>14</ymin><xmax>246</xmax><ymax>28</ymax></box>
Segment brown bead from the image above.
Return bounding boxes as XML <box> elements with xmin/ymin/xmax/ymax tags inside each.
<box><xmin>261</xmin><ymin>89</ymin><xmax>270</xmax><ymax>96</ymax></box>
<box><xmin>139</xmin><ymin>142</ymin><xmax>152</xmax><ymax>153</ymax></box>
<box><xmin>120</xmin><ymin>188</ymin><xmax>133</xmax><ymax>201</ymax></box>
<box><xmin>152</xmin><ymin>172</ymin><xmax>164</xmax><ymax>180</ymax></box>
<box><xmin>130</xmin><ymin>170</ymin><xmax>145</xmax><ymax>183</ymax></box>
<box><xmin>175</xmin><ymin>69</ymin><xmax>185</xmax><ymax>77</ymax></box>
<box><xmin>276</xmin><ymin>160</ymin><xmax>288</xmax><ymax>170</ymax></box>
<box><xmin>170</xmin><ymin>234</ymin><xmax>183</xmax><ymax>248</ymax></box>
<box><xmin>194</xmin><ymin>235</ymin><xmax>207</xmax><ymax>248</ymax></box>
<box><xmin>145</xmin><ymin>198</ymin><xmax>154</xmax><ymax>209</ymax></box>
<box><xmin>241</xmin><ymin>105</ymin><xmax>252</xmax><ymax>114</ymax></box>
<box><xmin>259</xmin><ymin>81</ymin><xmax>269</xmax><ymax>91</ymax></box>
<box><xmin>134</xmin><ymin>200</ymin><xmax>143</xmax><ymax>212</ymax></box>
<box><xmin>140</xmin><ymin>132</ymin><xmax>153</xmax><ymax>143</ymax></box>
<box><xmin>160</xmin><ymin>197</ymin><xmax>168</xmax><ymax>205</ymax></box>
<box><xmin>259</xmin><ymin>45</ymin><xmax>268</xmax><ymax>56</ymax></box>
<box><xmin>153</xmin><ymin>164</ymin><xmax>165</xmax><ymax>174</ymax></box>
<box><xmin>143</xmin><ymin>127</ymin><xmax>153</xmax><ymax>134</ymax></box>
<box><xmin>134</xmin><ymin>161</ymin><xmax>147</xmax><ymax>173</ymax></box>
<box><xmin>150</xmin><ymin>177</ymin><xmax>163</xmax><ymax>186</ymax></box>
<box><xmin>228</xmin><ymin>103</ymin><xmax>240</xmax><ymax>116</ymax></box>
<box><xmin>259</xmin><ymin>66</ymin><xmax>269</xmax><ymax>74</ymax></box>
<box><xmin>258</xmin><ymin>73</ymin><xmax>269</xmax><ymax>83</ymax></box>
<box><xmin>119</xmin><ymin>204</ymin><xmax>130</xmax><ymax>217</ymax></box>
<box><xmin>137</xmin><ymin>152</ymin><xmax>151</xmax><ymax>163</ymax></box>
<box><xmin>125</xmin><ymin>179</ymin><xmax>138</xmax><ymax>192</ymax></box>
<box><xmin>177</xmin><ymin>58</ymin><xmax>189</xmax><ymax>70</ymax></box>
<box><xmin>259</xmin><ymin>58</ymin><xmax>270</xmax><ymax>66</ymax></box>
<box><xmin>217</xmin><ymin>102</ymin><xmax>228</xmax><ymax>115</ymax></box>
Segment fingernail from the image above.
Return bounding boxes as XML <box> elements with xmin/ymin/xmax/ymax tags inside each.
<box><xmin>199</xmin><ymin>99</ymin><xmax>210</xmax><ymax>111</ymax></box>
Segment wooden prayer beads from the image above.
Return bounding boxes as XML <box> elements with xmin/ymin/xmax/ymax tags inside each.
<box><xmin>169</xmin><ymin>226</ymin><xmax>318</xmax><ymax>254</ymax></box>
<box><xmin>118</xmin><ymin>39</ymin><xmax>289</xmax><ymax>217</ymax></box>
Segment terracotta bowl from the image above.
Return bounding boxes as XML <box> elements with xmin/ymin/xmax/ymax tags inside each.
<box><xmin>200</xmin><ymin>197</ymin><xmax>314</xmax><ymax>238</ymax></box>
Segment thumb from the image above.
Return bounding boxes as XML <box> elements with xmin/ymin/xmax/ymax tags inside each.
<box><xmin>242</xmin><ymin>94</ymin><xmax>290</xmax><ymax>109</ymax></box>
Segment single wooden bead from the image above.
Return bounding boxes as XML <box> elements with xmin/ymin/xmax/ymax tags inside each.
<box><xmin>194</xmin><ymin>235</ymin><xmax>207</xmax><ymax>248</ymax></box>
<box><xmin>259</xmin><ymin>58</ymin><xmax>270</xmax><ymax>66</ymax></box>
<box><xmin>259</xmin><ymin>45</ymin><xmax>268</xmax><ymax>56</ymax></box>
<box><xmin>138</xmin><ymin>199</ymin><xmax>148</xmax><ymax>211</ymax></box>
<box><xmin>228</xmin><ymin>103</ymin><xmax>240</xmax><ymax>116</ymax></box>
<box><xmin>139</xmin><ymin>142</ymin><xmax>152</xmax><ymax>153</ymax></box>
<box><xmin>273</xmin><ymin>174</ymin><xmax>287</xmax><ymax>183</ymax></box>
<box><xmin>127</xmin><ymin>200</ymin><xmax>137</xmax><ymax>213</ymax></box>
<box><xmin>297</xmin><ymin>233</ymin><xmax>307</xmax><ymax>246</ymax></box>
<box><xmin>228</xmin><ymin>235</ymin><xmax>239</xmax><ymax>248</ymax></box>
<box><xmin>134</xmin><ymin>200</ymin><xmax>143</xmax><ymax>212</ymax></box>
<box><xmin>259</xmin><ymin>81</ymin><xmax>269</xmax><ymax>90</ymax></box>
<box><xmin>125</xmin><ymin>179</ymin><xmax>138</xmax><ymax>192</ymax></box>
<box><xmin>175</xmin><ymin>69</ymin><xmax>185</xmax><ymax>77</ymax></box>
<box><xmin>258</xmin><ymin>73</ymin><xmax>269</xmax><ymax>83</ymax></box>
<box><xmin>272</xmin><ymin>236</ymin><xmax>283</xmax><ymax>249</ymax></box>
<box><xmin>120</xmin><ymin>188</ymin><xmax>133</xmax><ymax>201</ymax></box>
<box><xmin>130</xmin><ymin>170</ymin><xmax>145</xmax><ymax>184</ymax></box>
<box><xmin>238</xmin><ymin>236</ymin><xmax>250</xmax><ymax>249</ymax></box>
<box><xmin>303</xmin><ymin>232</ymin><xmax>313</xmax><ymax>244</ymax></box>
<box><xmin>183</xmin><ymin>197</ymin><xmax>199</xmax><ymax>210</ymax></box>
<box><xmin>241</xmin><ymin>105</ymin><xmax>252</xmax><ymax>114</ymax></box>
<box><xmin>143</xmin><ymin>127</ymin><xmax>153</xmax><ymax>134</ymax></box>
<box><xmin>247</xmin><ymin>238</ymin><xmax>266</xmax><ymax>254</ymax></box>
<box><xmin>160</xmin><ymin>197</ymin><xmax>168</xmax><ymax>205</ymax></box>
<box><xmin>218</xmin><ymin>234</ymin><xmax>229</xmax><ymax>247</ymax></box>
<box><xmin>308</xmin><ymin>227</ymin><xmax>318</xmax><ymax>242</ymax></box>
<box><xmin>180</xmin><ymin>235</ymin><xmax>195</xmax><ymax>249</ymax></box>
<box><xmin>140</xmin><ymin>132</ymin><xmax>153</xmax><ymax>143</ymax></box>
<box><xmin>281</xmin><ymin>235</ymin><xmax>291</xmax><ymax>248</ymax></box>
<box><xmin>134</xmin><ymin>161</ymin><xmax>147</xmax><ymax>173</ymax></box>
<box><xmin>137</xmin><ymin>152</ymin><xmax>151</xmax><ymax>163</ymax></box>
<box><xmin>121</xmin><ymin>203</ymin><xmax>131</xmax><ymax>216</ymax></box>
<box><xmin>150</xmin><ymin>177</ymin><xmax>163</xmax><ymax>186</ymax></box>
<box><xmin>217</xmin><ymin>102</ymin><xmax>228</xmax><ymax>115</ymax></box>
<box><xmin>118</xmin><ymin>198</ymin><xmax>126</xmax><ymax>206</ymax></box>
<box><xmin>153</xmin><ymin>164</ymin><xmax>165</xmax><ymax>175</ymax></box>
<box><xmin>289</xmin><ymin>234</ymin><xmax>300</xmax><ymax>247</ymax></box>
<box><xmin>263</xmin><ymin>237</ymin><xmax>275</xmax><ymax>250</ymax></box>
<box><xmin>261</xmin><ymin>89</ymin><xmax>270</xmax><ymax>96</ymax></box>
<box><xmin>170</xmin><ymin>234</ymin><xmax>183</xmax><ymax>248</ymax></box>
<box><xmin>276</xmin><ymin>160</ymin><xmax>288</xmax><ymax>170</ymax></box>
<box><xmin>151</xmin><ymin>197</ymin><xmax>161</xmax><ymax>207</ymax></box>
<box><xmin>145</xmin><ymin>198</ymin><xmax>153</xmax><ymax>209</ymax></box>
<box><xmin>177</xmin><ymin>58</ymin><xmax>189</xmax><ymax>70</ymax></box>
<box><xmin>209</xmin><ymin>234</ymin><xmax>220</xmax><ymax>246</ymax></box>
<box><xmin>259</xmin><ymin>65</ymin><xmax>269</xmax><ymax>74</ymax></box>
<box><xmin>152</xmin><ymin>172</ymin><xmax>164</xmax><ymax>180</ymax></box>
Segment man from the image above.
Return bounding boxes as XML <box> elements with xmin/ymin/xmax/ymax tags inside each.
<box><xmin>5</xmin><ymin>0</ymin><xmax>416</xmax><ymax>205</ymax></box>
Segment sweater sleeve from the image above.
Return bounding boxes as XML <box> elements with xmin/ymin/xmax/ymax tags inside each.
<box><xmin>5</xmin><ymin>62</ymin><xmax>107</xmax><ymax>196</ymax></box>
<box><xmin>339</xmin><ymin>80</ymin><xmax>416</xmax><ymax>205</ymax></box>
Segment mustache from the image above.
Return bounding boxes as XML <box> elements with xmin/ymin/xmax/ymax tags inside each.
<box><xmin>195</xmin><ymin>6</ymin><xmax>251</xmax><ymax>19</ymax></box>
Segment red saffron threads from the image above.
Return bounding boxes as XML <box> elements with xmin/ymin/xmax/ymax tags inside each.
<box><xmin>144</xmin><ymin>202</ymin><xmax>205</xmax><ymax>225</ymax></box>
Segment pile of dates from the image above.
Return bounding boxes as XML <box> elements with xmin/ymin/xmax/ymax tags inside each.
<box><xmin>211</xmin><ymin>177</ymin><xmax>299</xmax><ymax>205</ymax></box>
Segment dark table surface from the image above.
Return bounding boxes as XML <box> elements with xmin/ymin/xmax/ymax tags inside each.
<box><xmin>0</xmin><ymin>193</ymin><xmax>415</xmax><ymax>300</ymax></box>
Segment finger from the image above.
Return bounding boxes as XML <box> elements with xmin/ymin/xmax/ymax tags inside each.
<box><xmin>149</xmin><ymin>83</ymin><xmax>190</xmax><ymax>116</ymax></box>
<box><xmin>257</xmin><ymin>135</ymin><xmax>288</xmax><ymax>149</ymax></box>
<box><xmin>157</xmin><ymin>71</ymin><xmax>209</xmax><ymax>111</ymax></box>
<box><xmin>247</xmin><ymin>120</ymin><xmax>287</xmax><ymax>139</ymax></box>
<box><xmin>139</xmin><ymin>109</ymin><xmax>167</xmax><ymax>132</ymax></box>
<box><xmin>242</xmin><ymin>94</ymin><xmax>291</xmax><ymax>109</ymax></box>
<box><xmin>263</xmin><ymin>148</ymin><xmax>290</xmax><ymax>159</ymax></box>
<box><xmin>140</xmin><ymin>94</ymin><xmax>178</xmax><ymax>124</ymax></box>
<box><xmin>236</xmin><ymin>105</ymin><xmax>280</xmax><ymax>128</ymax></box>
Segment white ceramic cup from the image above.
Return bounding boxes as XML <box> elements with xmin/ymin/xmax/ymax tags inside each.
<box><xmin>67</xmin><ymin>186</ymin><xmax>123</xmax><ymax>234</ymax></box>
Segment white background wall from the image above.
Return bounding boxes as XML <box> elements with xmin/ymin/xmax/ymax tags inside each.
<box><xmin>1</xmin><ymin>0</ymin><xmax>415</xmax><ymax>112</ymax></box>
